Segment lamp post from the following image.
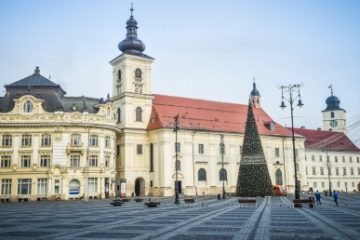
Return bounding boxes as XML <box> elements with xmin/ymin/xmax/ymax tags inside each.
<box><xmin>220</xmin><ymin>134</ymin><xmax>226</xmax><ymax>199</ymax></box>
<box><xmin>174</xmin><ymin>114</ymin><xmax>180</xmax><ymax>204</ymax></box>
<box><xmin>326</xmin><ymin>151</ymin><xmax>332</xmax><ymax>197</ymax></box>
<box><xmin>280</xmin><ymin>84</ymin><xmax>304</xmax><ymax>200</ymax></box>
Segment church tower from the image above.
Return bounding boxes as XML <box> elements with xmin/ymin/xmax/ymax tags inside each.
<box><xmin>110</xmin><ymin>5</ymin><xmax>154</xmax><ymax>129</ymax></box>
<box><xmin>110</xmin><ymin>5</ymin><xmax>154</xmax><ymax>196</ymax></box>
<box><xmin>250</xmin><ymin>79</ymin><xmax>261</xmax><ymax>108</ymax></box>
<box><xmin>322</xmin><ymin>85</ymin><xmax>347</xmax><ymax>133</ymax></box>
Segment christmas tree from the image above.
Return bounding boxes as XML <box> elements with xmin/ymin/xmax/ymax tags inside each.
<box><xmin>236</xmin><ymin>101</ymin><xmax>274</xmax><ymax>197</ymax></box>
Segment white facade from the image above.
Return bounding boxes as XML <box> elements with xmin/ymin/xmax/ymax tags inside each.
<box><xmin>0</xmin><ymin>95</ymin><xmax>118</xmax><ymax>201</ymax></box>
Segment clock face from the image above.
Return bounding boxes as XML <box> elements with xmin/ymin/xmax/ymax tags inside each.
<box><xmin>330</xmin><ymin>120</ymin><xmax>338</xmax><ymax>128</ymax></box>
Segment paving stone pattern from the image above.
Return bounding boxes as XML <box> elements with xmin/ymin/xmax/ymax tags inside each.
<box><xmin>0</xmin><ymin>193</ymin><xmax>360</xmax><ymax>239</ymax></box>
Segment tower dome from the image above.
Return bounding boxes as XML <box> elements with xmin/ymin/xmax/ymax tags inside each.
<box><xmin>250</xmin><ymin>81</ymin><xmax>260</xmax><ymax>97</ymax></box>
<box><xmin>324</xmin><ymin>85</ymin><xmax>342</xmax><ymax>111</ymax></box>
<box><xmin>118</xmin><ymin>5</ymin><xmax>145</xmax><ymax>54</ymax></box>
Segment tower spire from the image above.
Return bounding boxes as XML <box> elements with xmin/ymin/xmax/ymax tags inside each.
<box><xmin>329</xmin><ymin>84</ymin><xmax>333</xmax><ymax>96</ymax></box>
<box><xmin>118</xmin><ymin>3</ymin><xmax>146</xmax><ymax>54</ymax></box>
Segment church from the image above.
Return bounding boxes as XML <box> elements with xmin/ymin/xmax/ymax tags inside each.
<box><xmin>0</xmin><ymin>8</ymin><xmax>359</xmax><ymax>201</ymax></box>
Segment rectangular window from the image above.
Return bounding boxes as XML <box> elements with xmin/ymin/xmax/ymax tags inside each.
<box><xmin>198</xmin><ymin>144</ymin><xmax>204</xmax><ymax>154</ymax></box>
<box><xmin>337</xmin><ymin>181</ymin><xmax>340</xmax><ymax>187</ymax></box>
<box><xmin>305</xmin><ymin>167</ymin><xmax>308</xmax><ymax>175</ymax></box>
<box><xmin>319</xmin><ymin>155</ymin><xmax>323</xmax><ymax>162</ymax></box>
<box><xmin>71</xmin><ymin>134</ymin><xmax>81</xmax><ymax>146</ymax></box>
<box><xmin>18</xmin><ymin>179</ymin><xmax>31</xmax><ymax>195</ymax></box>
<box><xmin>41</xmin><ymin>134</ymin><xmax>52</xmax><ymax>146</ymax></box>
<box><xmin>358</xmin><ymin>168</ymin><xmax>360</xmax><ymax>175</ymax></box>
<box><xmin>275</xmin><ymin>148</ymin><xmax>280</xmax><ymax>157</ymax></box>
<box><xmin>327</xmin><ymin>155</ymin><xmax>330</xmax><ymax>162</ymax></box>
<box><xmin>335</xmin><ymin>156</ymin><xmax>338</xmax><ymax>163</ymax></box>
<box><xmin>88</xmin><ymin>155</ymin><xmax>98</xmax><ymax>167</ymax></box>
<box><xmin>1</xmin><ymin>155</ymin><xmax>11</xmax><ymax>168</ymax></box>
<box><xmin>312</xmin><ymin>167</ymin><xmax>316</xmax><ymax>175</ymax></box>
<box><xmin>349</xmin><ymin>156</ymin><xmax>353</xmax><ymax>163</ymax></box>
<box><xmin>105</xmin><ymin>155</ymin><xmax>110</xmax><ymax>168</ymax></box>
<box><xmin>313</xmin><ymin>182</ymin><xmax>317</xmax><ymax>188</ymax></box>
<box><xmin>352</xmin><ymin>182</ymin><xmax>355</xmax><ymax>187</ymax></box>
<box><xmin>105</xmin><ymin>136</ymin><xmax>111</xmax><ymax>148</ymax></box>
<box><xmin>328</xmin><ymin>167</ymin><xmax>332</xmax><ymax>176</ymax></box>
<box><xmin>21</xmin><ymin>155</ymin><xmax>31</xmax><ymax>168</ymax></box>
<box><xmin>343</xmin><ymin>167</ymin><xmax>347</xmax><ymax>176</ymax></box>
<box><xmin>70</xmin><ymin>155</ymin><xmax>80</xmax><ymax>167</ymax></box>
<box><xmin>311</xmin><ymin>155</ymin><xmax>315</xmax><ymax>161</ymax></box>
<box><xmin>21</xmin><ymin>134</ymin><xmax>32</xmax><ymax>147</ymax></box>
<box><xmin>357</xmin><ymin>157</ymin><xmax>360</xmax><ymax>163</ymax></box>
<box><xmin>40</xmin><ymin>155</ymin><xmax>51</xmax><ymax>167</ymax></box>
<box><xmin>321</xmin><ymin>182</ymin><xmax>325</xmax><ymax>188</ymax></box>
<box><xmin>342</xmin><ymin>156</ymin><xmax>345</xmax><ymax>163</ymax></box>
<box><xmin>137</xmin><ymin>144</ymin><xmax>143</xmax><ymax>155</ymax></box>
<box><xmin>320</xmin><ymin>167</ymin><xmax>324</xmax><ymax>175</ymax></box>
<box><xmin>350</xmin><ymin>167</ymin><xmax>354</xmax><ymax>175</ymax></box>
<box><xmin>89</xmin><ymin>135</ymin><xmax>98</xmax><ymax>147</ymax></box>
<box><xmin>335</xmin><ymin>168</ymin><xmax>339</xmax><ymax>176</ymax></box>
<box><xmin>116</xmin><ymin>144</ymin><xmax>120</xmax><ymax>156</ymax></box>
<box><xmin>2</xmin><ymin>134</ymin><xmax>12</xmax><ymax>147</ymax></box>
<box><xmin>54</xmin><ymin>179</ymin><xmax>61</xmax><ymax>194</ymax></box>
<box><xmin>88</xmin><ymin>178</ymin><xmax>97</xmax><ymax>195</ymax></box>
<box><xmin>37</xmin><ymin>178</ymin><xmax>48</xmax><ymax>195</ymax></box>
<box><xmin>175</xmin><ymin>142</ymin><xmax>181</xmax><ymax>153</ymax></box>
<box><xmin>1</xmin><ymin>179</ymin><xmax>11</xmax><ymax>195</ymax></box>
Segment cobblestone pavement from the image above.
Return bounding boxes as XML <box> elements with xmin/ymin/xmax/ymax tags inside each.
<box><xmin>1</xmin><ymin>193</ymin><xmax>360</xmax><ymax>240</ymax></box>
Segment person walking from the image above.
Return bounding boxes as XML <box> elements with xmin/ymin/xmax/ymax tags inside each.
<box><xmin>315</xmin><ymin>190</ymin><xmax>321</xmax><ymax>205</ymax></box>
<box><xmin>333</xmin><ymin>190</ymin><xmax>339</xmax><ymax>206</ymax></box>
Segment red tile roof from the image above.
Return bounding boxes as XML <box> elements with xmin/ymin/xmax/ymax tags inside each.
<box><xmin>147</xmin><ymin>94</ymin><xmax>296</xmax><ymax>137</ymax></box>
<box><xmin>293</xmin><ymin>128</ymin><xmax>360</xmax><ymax>152</ymax></box>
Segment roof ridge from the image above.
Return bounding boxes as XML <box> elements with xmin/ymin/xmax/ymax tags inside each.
<box><xmin>153</xmin><ymin>94</ymin><xmax>247</xmax><ymax>107</ymax></box>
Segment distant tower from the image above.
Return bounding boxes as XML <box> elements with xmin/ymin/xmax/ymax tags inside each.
<box><xmin>250</xmin><ymin>78</ymin><xmax>261</xmax><ymax>108</ymax></box>
<box><xmin>322</xmin><ymin>85</ymin><xmax>347</xmax><ymax>133</ymax></box>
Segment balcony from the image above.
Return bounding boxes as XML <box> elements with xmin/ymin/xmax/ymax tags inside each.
<box><xmin>66</xmin><ymin>143</ymin><xmax>84</xmax><ymax>155</ymax></box>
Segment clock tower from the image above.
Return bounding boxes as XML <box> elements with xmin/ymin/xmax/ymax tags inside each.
<box><xmin>322</xmin><ymin>85</ymin><xmax>347</xmax><ymax>133</ymax></box>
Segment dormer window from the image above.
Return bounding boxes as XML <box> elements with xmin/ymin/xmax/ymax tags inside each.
<box><xmin>24</xmin><ymin>100</ymin><xmax>33</xmax><ymax>113</ymax></box>
<box><xmin>265</xmin><ymin>121</ymin><xmax>276</xmax><ymax>131</ymax></box>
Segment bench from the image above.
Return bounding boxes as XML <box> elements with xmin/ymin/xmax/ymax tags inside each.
<box><xmin>292</xmin><ymin>198</ymin><xmax>314</xmax><ymax>208</ymax></box>
<box><xmin>1</xmin><ymin>198</ymin><xmax>10</xmax><ymax>203</ymax></box>
<box><xmin>18</xmin><ymin>198</ymin><xmax>29</xmax><ymax>202</ymax></box>
<box><xmin>145</xmin><ymin>201</ymin><xmax>160</xmax><ymax>208</ymax></box>
<box><xmin>184</xmin><ymin>198</ymin><xmax>195</xmax><ymax>204</ymax></box>
<box><xmin>110</xmin><ymin>199</ymin><xmax>124</xmax><ymax>206</ymax></box>
<box><xmin>238</xmin><ymin>198</ymin><xmax>257</xmax><ymax>207</ymax></box>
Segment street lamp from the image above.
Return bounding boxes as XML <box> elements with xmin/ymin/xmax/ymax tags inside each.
<box><xmin>326</xmin><ymin>151</ymin><xmax>332</xmax><ymax>197</ymax></box>
<box><xmin>220</xmin><ymin>134</ymin><xmax>226</xmax><ymax>199</ymax></box>
<box><xmin>174</xmin><ymin>114</ymin><xmax>180</xmax><ymax>204</ymax></box>
<box><xmin>280</xmin><ymin>84</ymin><xmax>304</xmax><ymax>200</ymax></box>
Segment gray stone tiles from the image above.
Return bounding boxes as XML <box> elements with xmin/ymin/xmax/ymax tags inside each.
<box><xmin>1</xmin><ymin>194</ymin><xmax>360</xmax><ymax>239</ymax></box>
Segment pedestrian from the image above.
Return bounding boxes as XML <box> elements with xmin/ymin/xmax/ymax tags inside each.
<box><xmin>333</xmin><ymin>190</ymin><xmax>339</xmax><ymax>206</ymax></box>
<box><xmin>314</xmin><ymin>190</ymin><xmax>321</xmax><ymax>205</ymax></box>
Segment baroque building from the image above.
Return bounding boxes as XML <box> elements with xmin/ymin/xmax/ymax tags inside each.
<box><xmin>0</xmin><ymin>8</ymin><xmax>359</xmax><ymax>201</ymax></box>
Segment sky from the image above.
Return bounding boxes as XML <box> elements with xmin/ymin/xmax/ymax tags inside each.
<box><xmin>0</xmin><ymin>0</ymin><xmax>359</xmax><ymax>145</ymax></box>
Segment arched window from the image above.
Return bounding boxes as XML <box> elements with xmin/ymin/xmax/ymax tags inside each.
<box><xmin>24</xmin><ymin>100</ymin><xmax>33</xmax><ymax>113</ymax></box>
<box><xmin>198</xmin><ymin>168</ymin><xmax>206</xmax><ymax>181</ymax></box>
<box><xmin>330</xmin><ymin>112</ymin><xmax>334</xmax><ymax>118</ymax></box>
<box><xmin>275</xmin><ymin>169</ymin><xmax>283</xmax><ymax>185</ymax></box>
<box><xmin>135</xmin><ymin>107</ymin><xmax>142</xmax><ymax>121</ymax></box>
<box><xmin>117</xmin><ymin>108</ymin><xmax>121</xmax><ymax>123</ymax></box>
<box><xmin>135</xmin><ymin>68</ymin><xmax>142</xmax><ymax>79</ymax></box>
<box><xmin>219</xmin><ymin>168</ymin><xmax>227</xmax><ymax>181</ymax></box>
<box><xmin>117</xmin><ymin>69</ymin><xmax>122</xmax><ymax>81</ymax></box>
